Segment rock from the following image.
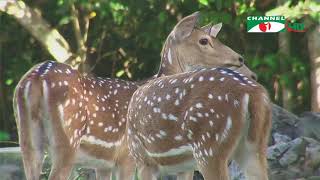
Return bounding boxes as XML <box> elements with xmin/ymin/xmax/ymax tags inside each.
<box><xmin>279</xmin><ymin>148</ymin><xmax>298</xmax><ymax>167</ymax></box>
<box><xmin>298</xmin><ymin>112</ymin><xmax>320</xmax><ymax>141</ymax></box>
<box><xmin>268</xmin><ymin>136</ymin><xmax>320</xmax><ymax>179</ymax></box>
<box><xmin>306</xmin><ymin>144</ymin><xmax>320</xmax><ymax>168</ymax></box>
<box><xmin>271</xmin><ymin>104</ymin><xmax>300</xmax><ymax>140</ymax></box>
<box><xmin>268</xmin><ymin>142</ymin><xmax>291</xmax><ymax>161</ymax></box>
<box><xmin>268</xmin><ymin>105</ymin><xmax>320</xmax><ymax>179</ymax></box>
<box><xmin>279</xmin><ymin>138</ymin><xmax>305</xmax><ymax>167</ymax></box>
<box><xmin>273</xmin><ymin>132</ymin><xmax>292</xmax><ymax>144</ymax></box>
<box><xmin>304</xmin><ymin>138</ymin><xmax>320</xmax><ymax>171</ymax></box>
<box><xmin>229</xmin><ymin>161</ymin><xmax>245</xmax><ymax>180</ymax></box>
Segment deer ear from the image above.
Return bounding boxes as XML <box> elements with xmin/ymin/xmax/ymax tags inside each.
<box><xmin>209</xmin><ymin>23</ymin><xmax>222</xmax><ymax>37</ymax></box>
<box><xmin>200</xmin><ymin>23</ymin><xmax>213</xmax><ymax>34</ymax></box>
<box><xmin>173</xmin><ymin>11</ymin><xmax>200</xmax><ymax>41</ymax></box>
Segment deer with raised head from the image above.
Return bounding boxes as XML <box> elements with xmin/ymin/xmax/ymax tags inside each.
<box><xmin>126</xmin><ymin>12</ymin><xmax>271</xmax><ymax>180</ymax></box>
<box><xmin>13</xmin><ymin>12</ymin><xmax>251</xmax><ymax>180</ymax></box>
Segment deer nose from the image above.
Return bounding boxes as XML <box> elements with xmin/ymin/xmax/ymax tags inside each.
<box><xmin>238</xmin><ymin>56</ymin><xmax>245</xmax><ymax>65</ymax></box>
<box><xmin>251</xmin><ymin>73</ymin><xmax>258</xmax><ymax>81</ymax></box>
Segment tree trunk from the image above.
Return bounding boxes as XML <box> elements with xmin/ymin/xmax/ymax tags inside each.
<box><xmin>278</xmin><ymin>29</ymin><xmax>293</xmax><ymax>110</ymax></box>
<box><xmin>0</xmin><ymin>0</ymin><xmax>73</xmax><ymax>63</ymax></box>
<box><xmin>276</xmin><ymin>0</ymin><xmax>292</xmax><ymax>110</ymax></box>
<box><xmin>308</xmin><ymin>24</ymin><xmax>320</xmax><ymax>112</ymax></box>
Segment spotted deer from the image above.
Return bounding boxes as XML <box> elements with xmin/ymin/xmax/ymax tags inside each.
<box><xmin>127</xmin><ymin>68</ymin><xmax>271</xmax><ymax>180</ymax></box>
<box><xmin>13</xmin><ymin>61</ymin><xmax>138</xmax><ymax>180</ymax></box>
<box><xmin>126</xmin><ymin>13</ymin><xmax>272</xmax><ymax>180</ymax></box>
<box><xmin>13</xmin><ymin>12</ymin><xmax>250</xmax><ymax>180</ymax></box>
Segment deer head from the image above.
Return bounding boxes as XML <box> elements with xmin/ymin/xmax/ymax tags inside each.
<box><xmin>158</xmin><ymin>12</ymin><xmax>244</xmax><ymax>77</ymax></box>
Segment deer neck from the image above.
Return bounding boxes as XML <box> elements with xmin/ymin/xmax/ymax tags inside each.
<box><xmin>157</xmin><ymin>41</ymin><xmax>186</xmax><ymax>77</ymax></box>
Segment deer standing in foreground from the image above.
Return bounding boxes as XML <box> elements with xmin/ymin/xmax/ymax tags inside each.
<box><xmin>126</xmin><ymin>12</ymin><xmax>271</xmax><ymax>180</ymax></box>
<box><xmin>13</xmin><ymin>12</ymin><xmax>249</xmax><ymax>180</ymax></box>
<box><xmin>14</xmin><ymin>62</ymin><xmax>138</xmax><ymax>180</ymax></box>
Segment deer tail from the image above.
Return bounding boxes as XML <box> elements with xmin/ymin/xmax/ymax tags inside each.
<box><xmin>247</xmin><ymin>89</ymin><xmax>272</xmax><ymax>150</ymax></box>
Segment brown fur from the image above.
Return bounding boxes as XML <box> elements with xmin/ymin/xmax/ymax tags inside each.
<box><xmin>127</xmin><ymin>68</ymin><xmax>271</xmax><ymax>180</ymax></box>
<box><xmin>14</xmin><ymin>62</ymin><xmax>137</xmax><ymax>180</ymax></box>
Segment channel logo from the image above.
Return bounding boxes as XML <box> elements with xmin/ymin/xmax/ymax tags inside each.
<box><xmin>247</xmin><ymin>16</ymin><xmax>306</xmax><ymax>33</ymax></box>
<box><xmin>247</xmin><ymin>16</ymin><xmax>285</xmax><ymax>33</ymax></box>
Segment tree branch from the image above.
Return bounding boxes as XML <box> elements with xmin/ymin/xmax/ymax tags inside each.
<box><xmin>0</xmin><ymin>0</ymin><xmax>74</xmax><ymax>63</ymax></box>
<box><xmin>70</xmin><ymin>3</ymin><xmax>89</xmax><ymax>72</ymax></box>
<box><xmin>70</xmin><ymin>4</ymin><xmax>85</xmax><ymax>54</ymax></box>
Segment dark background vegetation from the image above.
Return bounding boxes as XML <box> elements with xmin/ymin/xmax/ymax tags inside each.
<box><xmin>0</xmin><ymin>0</ymin><xmax>319</xmax><ymax>147</ymax></box>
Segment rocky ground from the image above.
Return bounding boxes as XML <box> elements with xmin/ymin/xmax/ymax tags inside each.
<box><xmin>228</xmin><ymin>104</ymin><xmax>320</xmax><ymax>180</ymax></box>
<box><xmin>265</xmin><ymin>105</ymin><xmax>320</xmax><ymax>180</ymax></box>
<box><xmin>1</xmin><ymin>104</ymin><xmax>319</xmax><ymax>180</ymax></box>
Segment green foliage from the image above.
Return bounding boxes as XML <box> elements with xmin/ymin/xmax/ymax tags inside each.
<box><xmin>0</xmin><ymin>131</ymin><xmax>10</xmax><ymax>141</ymax></box>
<box><xmin>198</xmin><ymin>0</ymin><xmax>209</xmax><ymax>6</ymax></box>
<box><xmin>250</xmin><ymin>53</ymin><xmax>309</xmax><ymax>110</ymax></box>
<box><xmin>5</xmin><ymin>79</ymin><xmax>13</xmax><ymax>86</ymax></box>
<box><xmin>267</xmin><ymin>0</ymin><xmax>320</xmax><ymax>23</ymax></box>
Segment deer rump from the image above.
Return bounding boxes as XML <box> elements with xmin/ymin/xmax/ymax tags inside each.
<box><xmin>13</xmin><ymin>61</ymin><xmax>87</xmax><ymax>179</ymax></box>
<box><xmin>127</xmin><ymin>67</ymin><xmax>271</xmax><ymax>177</ymax></box>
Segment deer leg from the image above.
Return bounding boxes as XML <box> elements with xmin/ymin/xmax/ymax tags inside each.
<box><xmin>245</xmin><ymin>152</ymin><xmax>268</xmax><ymax>180</ymax></box>
<box><xmin>95</xmin><ymin>168</ymin><xmax>112</xmax><ymax>180</ymax></box>
<box><xmin>47</xmin><ymin>128</ymin><xmax>76</xmax><ymax>180</ymax></box>
<box><xmin>20</xmin><ymin>140</ymin><xmax>37</xmax><ymax>180</ymax></box>
<box><xmin>234</xmin><ymin>142</ymin><xmax>268</xmax><ymax>180</ymax></box>
<box><xmin>233</xmin><ymin>112</ymin><xmax>269</xmax><ymax>180</ymax></box>
<box><xmin>44</xmin><ymin>107</ymin><xmax>76</xmax><ymax>179</ymax></box>
<box><xmin>116</xmin><ymin>159</ymin><xmax>136</xmax><ymax>180</ymax></box>
<box><xmin>19</xmin><ymin>120</ymin><xmax>45</xmax><ymax>180</ymax></box>
<box><xmin>137</xmin><ymin>165</ymin><xmax>158</xmax><ymax>180</ymax></box>
<box><xmin>39</xmin><ymin>80</ymin><xmax>78</xmax><ymax>180</ymax></box>
<box><xmin>48</xmin><ymin>140</ymin><xmax>76</xmax><ymax>180</ymax></box>
<box><xmin>30</xmin><ymin>120</ymin><xmax>46</xmax><ymax>179</ymax></box>
<box><xmin>176</xmin><ymin>171</ymin><xmax>194</xmax><ymax>180</ymax></box>
<box><xmin>196</xmin><ymin>158</ymin><xmax>229</xmax><ymax>180</ymax></box>
<box><xmin>16</xmin><ymin>86</ymin><xmax>45</xmax><ymax>180</ymax></box>
<box><xmin>240</xmin><ymin>89</ymin><xmax>270</xmax><ymax>180</ymax></box>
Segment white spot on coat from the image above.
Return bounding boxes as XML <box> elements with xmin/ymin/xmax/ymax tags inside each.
<box><xmin>168</xmin><ymin>114</ymin><xmax>178</xmax><ymax>121</ymax></box>
<box><xmin>167</xmin><ymin>48</ymin><xmax>173</xmax><ymax>64</ymax></box>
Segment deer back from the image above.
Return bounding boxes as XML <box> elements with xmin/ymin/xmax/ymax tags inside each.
<box><xmin>80</xmin><ymin>75</ymin><xmax>138</xmax><ymax>161</ymax></box>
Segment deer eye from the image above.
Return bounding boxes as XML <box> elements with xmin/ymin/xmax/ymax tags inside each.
<box><xmin>199</xmin><ymin>38</ymin><xmax>209</xmax><ymax>45</ymax></box>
